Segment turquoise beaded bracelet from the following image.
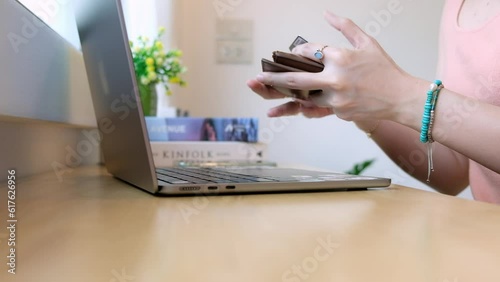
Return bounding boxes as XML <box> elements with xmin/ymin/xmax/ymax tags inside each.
<box><xmin>420</xmin><ymin>80</ymin><xmax>443</xmax><ymax>182</ymax></box>
<box><xmin>420</xmin><ymin>80</ymin><xmax>443</xmax><ymax>143</ymax></box>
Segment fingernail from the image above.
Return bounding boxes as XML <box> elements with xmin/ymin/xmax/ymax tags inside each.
<box><xmin>256</xmin><ymin>74</ymin><xmax>265</xmax><ymax>82</ymax></box>
<box><xmin>267</xmin><ymin>109</ymin><xmax>278</xmax><ymax>117</ymax></box>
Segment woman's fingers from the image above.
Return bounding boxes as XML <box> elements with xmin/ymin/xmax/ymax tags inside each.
<box><xmin>268</xmin><ymin>100</ymin><xmax>335</xmax><ymax>118</ymax></box>
<box><xmin>248</xmin><ymin>79</ymin><xmax>334</xmax><ymax>118</ymax></box>
<box><xmin>323</xmin><ymin>11</ymin><xmax>372</xmax><ymax>49</ymax></box>
<box><xmin>292</xmin><ymin>43</ymin><xmax>341</xmax><ymax>65</ymax></box>
<box><xmin>267</xmin><ymin>101</ymin><xmax>301</xmax><ymax>117</ymax></box>
<box><xmin>307</xmin><ymin>92</ymin><xmax>334</xmax><ymax>108</ymax></box>
<box><xmin>294</xmin><ymin>99</ymin><xmax>335</xmax><ymax>118</ymax></box>
<box><xmin>255</xmin><ymin>72</ymin><xmax>326</xmax><ymax>91</ymax></box>
<box><xmin>246</xmin><ymin>79</ymin><xmax>287</xmax><ymax>100</ymax></box>
<box><xmin>249</xmin><ymin>77</ymin><xmax>335</xmax><ymax>117</ymax></box>
<box><xmin>301</xmin><ymin>106</ymin><xmax>335</xmax><ymax>118</ymax></box>
<box><xmin>291</xmin><ymin>12</ymin><xmax>371</xmax><ymax>62</ymax></box>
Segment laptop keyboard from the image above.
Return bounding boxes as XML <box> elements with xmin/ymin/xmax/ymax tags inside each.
<box><xmin>156</xmin><ymin>167</ymin><xmax>278</xmax><ymax>184</ymax></box>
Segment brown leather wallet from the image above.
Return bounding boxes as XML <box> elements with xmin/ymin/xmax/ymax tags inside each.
<box><xmin>272</xmin><ymin>51</ymin><xmax>324</xmax><ymax>72</ymax></box>
<box><xmin>261</xmin><ymin>51</ymin><xmax>323</xmax><ymax>99</ymax></box>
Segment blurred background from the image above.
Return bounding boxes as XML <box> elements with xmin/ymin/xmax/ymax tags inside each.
<box><xmin>14</xmin><ymin>0</ymin><xmax>472</xmax><ymax>199</ymax></box>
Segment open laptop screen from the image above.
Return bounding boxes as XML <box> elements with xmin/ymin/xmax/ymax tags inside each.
<box><xmin>75</xmin><ymin>0</ymin><xmax>158</xmax><ymax>192</ymax></box>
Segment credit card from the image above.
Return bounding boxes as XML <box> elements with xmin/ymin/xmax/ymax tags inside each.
<box><xmin>289</xmin><ymin>36</ymin><xmax>308</xmax><ymax>51</ymax></box>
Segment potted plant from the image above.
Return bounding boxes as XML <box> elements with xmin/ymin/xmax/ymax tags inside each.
<box><xmin>129</xmin><ymin>27</ymin><xmax>187</xmax><ymax>116</ymax></box>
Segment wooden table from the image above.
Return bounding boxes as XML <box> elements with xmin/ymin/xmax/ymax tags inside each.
<box><xmin>1</xmin><ymin>165</ymin><xmax>500</xmax><ymax>282</ymax></box>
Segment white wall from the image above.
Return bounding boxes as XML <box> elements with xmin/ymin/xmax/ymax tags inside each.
<box><xmin>122</xmin><ymin>0</ymin><xmax>159</xmax><ymax>42</ymax></box>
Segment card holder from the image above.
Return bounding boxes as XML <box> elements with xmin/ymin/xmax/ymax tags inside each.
<box><xmin>272</xmin><ymin>51</ymin><xmax>324</xmax><ymax>73</ymax></box>
<box><xmin>261</xmin><ymin>41</ymin><xmax>324</xmax><ymax>99</ymax></box>
<box><xmin>261</xmin><ymin>59</ymin><xmax>322</xmax><ymax>99</ymax></box>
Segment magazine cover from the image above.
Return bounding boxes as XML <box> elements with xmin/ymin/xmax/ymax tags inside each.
<box><xmin>145</xmin><ymin>117</ymin><xmax>259</xmax><ymax>142</ymax></box>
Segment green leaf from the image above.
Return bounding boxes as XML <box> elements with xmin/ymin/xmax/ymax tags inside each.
<box><xmin>345</xmin><ymin>159</ymin><xmax>376</xmax><ymax>175</ymax></box>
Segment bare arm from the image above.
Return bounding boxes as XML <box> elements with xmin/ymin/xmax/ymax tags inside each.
<box><xmin>359</xmin><ymin>120</ymin><xmax>469</xmax><ymax>195</ymax></box>
<box><xmin>246</xmin><ymin>80</ymin><xmax>471</xmax><ymax>196</ymax></box>
<box><xmin>389</xmin><ymin>77</ymin><xmax>500</xmax><ymax>175</ymax></box>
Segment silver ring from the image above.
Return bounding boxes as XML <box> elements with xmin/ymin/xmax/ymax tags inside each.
<box><xmin>314</xmin><ymin>45</ymin><xmax>328</xmax><ymax>60</ymax></box>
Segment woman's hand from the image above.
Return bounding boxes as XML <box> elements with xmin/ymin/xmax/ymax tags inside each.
<box><xmin>249</xmin><ymin>11</ymin><xmax>420</xmax><ymax>124</ymax></box>
<box><xmin>246</xmin><ymin>79</ymin><xmax>334</xmax><ymax>118</ymax></box>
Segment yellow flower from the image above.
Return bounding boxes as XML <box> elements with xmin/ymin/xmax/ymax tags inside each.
<box><xmin>156</xmin><ymin>58</ymin><xmax>164</xmax><ymax>65</ymax></box>
<box><xmin>145</xmin><ymin>57</ymin><xmax>155</xmax><ymax>66</ymax></box>
<box><xmin>172</xmin><ymin>50</ymin><xmax>183</xmax><ymax>57</ymax></box>
<box><xmin>166</xmin><ymin>89</ymin><xmax>173</xmax><ymax>96</ymax></box>
<box><xmin>147</xmin><ymin>72</ymin><xmax>157</xmax><ymax>81</ymax></box>
<box><xmin>159</xmin><ymin>26</ymin><xmax>166</xmax><ymax>33</ymax></box>
<box><xmin>169</xmin><ymin>77</ymin><xmax>181</xmax><ymax>84</ymax></box>
<box><xmin>147</xmin><ymin>65</ymin><xmax>155</xmax><ymax>73</ymax></box>
<box><xmin>155</xmin><ymin>41</ymin><xmax>164</xmax><ymax>50</ymax></box>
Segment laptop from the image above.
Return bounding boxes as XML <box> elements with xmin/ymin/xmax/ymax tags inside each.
<box><xmin>74</xmin><ymin>0</ymin><xmax>391</xmax><ymax>195</ymax></box>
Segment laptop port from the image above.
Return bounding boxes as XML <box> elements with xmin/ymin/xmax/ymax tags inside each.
<box><xmin>208</xmin><ymin>186</ymin><xmax>218</xmax><ymax>190</ymax></box>
<box><xmin>180</xmin><ymin>186</ymin><xmax>201</xmax><ymax>191</ymax></box>
<box><xmin>225</xmin><ymin>185</ymin><xmax>236</xmax><ymax>190</ymax></box>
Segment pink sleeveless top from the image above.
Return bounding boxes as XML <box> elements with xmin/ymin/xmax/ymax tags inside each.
<box><xmin>439</xmin><ymin>0</ymin><xmax>500</xmax><ymax>203</ymax></box>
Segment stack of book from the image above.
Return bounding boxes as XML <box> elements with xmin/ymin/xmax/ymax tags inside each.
<box><xmin>145</xmin><ymin>117</ymin><xmax>267</xmax><ymax>167</ymax></box>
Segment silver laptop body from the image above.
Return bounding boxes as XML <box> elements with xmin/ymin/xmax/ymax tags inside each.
<box><xmin>75</xmin><ymin>0</ymin><xmax>391</xmax><ymax>195</ymax></box>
